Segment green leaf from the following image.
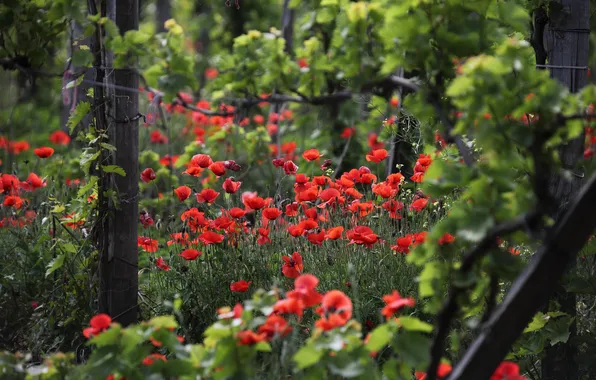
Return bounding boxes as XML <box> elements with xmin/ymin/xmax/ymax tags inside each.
<box><xmin>398</xmin><ymin>317</ymin><xmax>433</xmax><ymax>333</ymax></box>
<box><xmin>88</xmin><ymin>325</ymin><xmax>122</xmax><ymax>347</ymax></box>
<box><xmin>102</xmin><ymin>165</ymin><xmax>126</xmax><ymax>177</ymax></box>
<box><xmin>417</xmin><ymin>261</ymin><xmax>442</xmax><ymax>298</ymax></box>
<box><xmin>293</xmin><ymin>344</ymin><xmax>324</xmax><ymax>369</ymax></box>
<box><xmin>77</xmin><ymin>176</ymin><xmax>98</xmax><ymax>197</ymax></box>
<box><xmin>67</xmin><ymin>101</ymin><xmax>91</xmax><ymax>134</ymax></box>
<box><xmin>524</xmin><ymin>312</ymin><xmax>548</xmax><ymax>333</ymax></box>
<box><xmin>394</xmin><ymin>331</ymin><xmax>431</xmax><ymax>367</ymax></box>
<box><xmin>255</xmin><ymin>341</ymin><xmax>272</xmax><ymax>352</ymax></box>
<box><xmin>72</xmin><ymin>49</ymin><xmax>93</xmax><ymax>67</ymax></box>
<box><xmin>45</xmin><ymin>254</ymin><xmax>66</xmax><ymax>277</ymax></box>
<box><xmin>149</xmin><ymin>315</ymin><xmax>178</xmax><ymax>329</ymax></box>
<box><xmin>365</xmin><ymin>324</ymin><xmax>394</xmax><ymax>352</ymax></box>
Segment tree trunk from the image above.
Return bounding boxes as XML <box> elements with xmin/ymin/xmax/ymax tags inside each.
<box><xmin>97</xmin><ymin>0</ymin><xmax>140</xmax><ymax>327</ymax></box>
<box><xmin>541</xmin><ymin>1</ymin><xmax>589</xmax><ymax>379</ymax></box>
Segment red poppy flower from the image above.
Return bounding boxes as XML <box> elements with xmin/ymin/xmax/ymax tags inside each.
<box><xmin>179</xmin><ymin>248</ymin><xmax>201</xmax><ymax>261</ymax></box>
<box><xmin>315</xmin><ymin>290</ymin><xmax>352</xmax><ymax>329</ymax></box>
<box><xmin>415</xmin><ymin>363</ymin><xmax>453</xmax><ymax>380</ymax></box>
<box><xmin>209</xmin><ymin>161</ymin><xmax>226</xmax><ymax>176</ymax></box>
<box><xmin>410</xmin><ymin>198</ymin><xmax>429</xmax><ymax>212</ymax></box>
<box><xmin>230</xmin><ymin>280</ymin><xmax>251</xmax><ymax>292</ymax></box>
<box><xmin>9</xmin><ymin>140</ymin><xmax>30</xmax><ymax>154</ymax></box>
<box><xmin>20</xmin><ymin>173</ymin><xmax>46</xmax><ymax>191</ymax></box>
<box><xmin>291</xmin><ymin>274</ymin><xmax>323</xmax><ymax>307</ymax></box>
<box><xmin>49</xmin><ymin>130</ymin><xmax>71</xmax><ymax>145</ymax></box>
<box><xmin>191</xmin><ymin>154</ymin><xmax>213</xmax><ymax>168</ymax></box>
<box><xmin>83</xmin><ymin>313</ymin><xmax>112</xmax><ymax>338</ymax></box>
<box><xmin>390</xmin><ymin>96</ymin><xmax>399</xmax><ymax>107</ymax></box>
<box><xmin>490</xmin><ymin>361</ymin><xmax>525</xmax><ymax>380</ymax></box>
<box><xmin>262</xmin><ymin>207</ymin><xmax>282</xmax><ymax>220</ymax></box>
<box><xmin>302</xmin><ymin>149</ymin><xmax>322</xmax><ymax>161</ymax></box>
<box><xmin>142</xmin><ymin>353</ymin><xmax>167</xmax><ymax>366</ymax></box>
<box><xmin>199</xmin><ymin>231</ymin><xmax>224</xmax><ymax>245</ymax></box>
<box><xmin>138</xmin><ymin>211</ymin><xmax>154</xmax><ymax>228</ymax></box>
<box><xmin>244</xmin><ymin>195</ymin><xmax>266</xmax><ymax>210</ymax></box>
<box><xmin>283</xmin><ymin>160</ymin><xmax>299</xmax><ymax>175</ymax></box>
<box><xmin>282</xmin><ymin>252</ymin><xmax>303</xmax><ymax>279</ymax></box>
<box><xmin>257</xmin><ymin>227</ymin><xmax>271</xmax><ymax>245</ymax></box>
<box><xmin>138</xmin><ymin>236</ymin><xmax>158</xmax><ymax>252</ymax></box>
<box><xmin>196</xmin><ymin>188</ymin><xmax>220</xmax><ymax>204</ymax></box>
<box><xmin>253</xmin><ymin>114</ymin><xmax>265</xmax><ymax>124</ymax></box>
<box><xmin>346</xmin><ymin>226</ymin><xmax>379</xmax><ymax>247</ymax></box>
<box><xmin>258</xmin><ymin>315</ymin><xmax>292</xmax><ymax>339</ymax></box>
<box><xmin>288</xmin><ymin>224</ymin><xmax>305</xmax><ymax>237</ymax></box>
<box><xmin>140</xmin><ymin>168</ymin><xmax>156</xmax><ymax>183</ymax></box>
<box><xmin>150</xmin><ymin>130</ymin><xmax>168</xmax><ymax>144</ymax></box>
<box><xmin>34</xmin><ymin>147</ymin><xmax>54</xmax><ymax>158</ymax></box>
<box><xmin>156</xmin><ymin>256</ymin><xmax>171</xmax><ymax>271</ymax></box>
<box><xmin>365</xmin><ymin>149</ymin><xmax>388</xmax><ymax>163</ymax></box>
<box><xmin>205</xmin><ymin>67</ymin><xmax>218</xmax><ymax>79</ymax></box>
<box><xmin>229</xmin><ymin>207</ymin><xmax>246</xmax><ymax>218</ymax></box>
<box><xmin>222</xmin><ymin>177</ymin><xmax>242</xmax><ymax>194</ymax></box>
<box><xmin>174</xmin><ymin>186</ymin><xmax>192</xmax><ymax>201</ymax></box>
<box><xmin>236</xmin><ymin>330</ymin><xmax>267</xmax><ymax>345</ymax></box>
<box><xmin>325</xmin><ymin>226</ymin><xmax>344</xmax><ymax>240</ymax></box>
<box><xmin>438</xmin><ymin>233</ymin><xmax>455</xmax><ymax>245</ymax></box>
<box><xmin>307</xmin><ymin>230</ymin><xmax>325</xmax><ymax>245</ymax></box>
<box><xmin>382</xmin><ymin>290</ymin><xmax>416</xmax><ymax>319</ymax></box>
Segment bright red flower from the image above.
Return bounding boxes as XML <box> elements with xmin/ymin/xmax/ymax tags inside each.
<box><xmin>244</xmin><ymin>195</ymin><xmax>266</xmax><ymax>210</ymax></box>
<box><xmin>288</xmin><ymin>224</ymin><xmax>305</xmax><ymax>237</ymax></box>
<box><xmin>236</xmin><ymin>330</ymin><xmax>267</xmax><ymax>345</ymax></box>
<box><xmin>257</xmin><ymin>227</ymin><xmax>271</xmax><ymax>245</ymax></box>
<box><xmin>490</xmin><ymin>361</ymin><xmax>525</xmax><ymax>380</ymax></box>
<box><xmin>222</xmin><ymin>177</ymin><xmax>242</xmax><ymax>194</ymax></box>
<box><xmin>410</xmin><ymin>198</ymin><xmax>429</xmax><ymax>212</ymax></box>
<box><xmin>258</xmin><ymin>315</ymin><xmax>292</xmax><ymax>339</ymax></box>
<box><xmin>156</xmin><ymin>257</ymin><xmax>171</xmax><ymax>271</ymax></box>
<box><xmin>282</xmin><ymin>252</ymin><xmax>304</xmax><ymax>279</ymax></box>
<box><xmin>262</xmin><ymin>207</ymin><xmax>282</xmax><ymax>220</ymax></box>
<box><xmin>49</xmin><ymin>130</ymin><xmax>71</xmax><ymax>145</ymax></box>
<box><xmin>199</xmin><ymin>231</ymin><xmax>224</xmax><ymax>245</ymax></box>
<box><xmin>346</xmin><ymin>226</ymin><xmax>379</xmax><ymax>247</ymax></box>
<box><xmin>209</xmin><ymin>161</ymin><xmax>226</xmax><ymax>176</ymax></box>
<box><xmin>20</xmin><ymin>173</ymin><xmax>46</xmax><ymax>191</ymax></box>
<box><xmin>9</xmin><ymin>140</ymin><xmax>30</xmax><ymax>154</ymax></box>
<box><xmin>142</xmin><ymin>353</ymin><xmax>167</xmax><ymax>366</ymax></box>
<box><xmin>205</xmin><ymin>67</ymin><xmax>218</xmax><ymax>79</ymax></box>
<box><xmin>83</xmin><ymin>313</ymin><xmax>112</xmax><ymax>338</ymax></box>
<box><xmin>283</xmin><ymin>160</ymin><xmax>299</xmax><ymax>175</ymax></box>
<box><xmin>34</xmin><ymin>146</ymin><xmax>54</xmax><ymax>158</ymax></box>
<box><xmin>229</xmin><ymin>207</ymin><xmax>246</xmax><ymax>218</ymax></box>
<box><xmin>230</xmin><ymin>280</ymin><xmax>251</xmax><ymax>292</ymax></box>
<box><xmin>382</xmin><ymin>290</ymin><xmax>416</xmax><ymax>319</ymax></box>
<box><xmin>438</xmin><ymin>233</ymin><xmax>455</xmax><ymax>245</ymax></box>
<box><xmin>196</xmin><ymin>188</ymin><xmax>220</xmax><ymax>204</ymax></box>
<box><xmin>365</xmin><ymin>149</ymin><xmax>388</xmax><ymax>163</ymax></box>
<box><xmin>302</xmin><ymin>149</ymin><xmax>322</xmax><ymax>161</ymax></box>
<box><xmin>174</xmin><ymin>186</ymin><xmax>192</xmax><ymax>201</ymax></box>
<box><xmin>150</xmin><ymin>130</ymin><xmax>168</xmax><ymax>144</ymax></box>
<box><xmin>191</xmin><ymin>154</ymin><xmax>213</xmax><ymax>168</ymax></box>
<box><xmin>325</xmin><ymin>226</ymin><xmax>344</xmax><ymax>240</ymax></box>
<box><xmin>315</xmin><ymin>290</ymin><xmax>352</xmax><ymax>328</ymax></box>
<box><xmin>140</xmin><ymin>168</ymin><xmax>156</xmax><ymax>183</ymax></box>
<box><xmin>138</xmin><ymin>236</ymin><xmax>158</xmax><ymax>252</ymax></box>
<box><xmin>179</xmin><ymin>248</ymin><xmax>201</xmax><ymax>261</ymax></box>
<box><xmin>307</xmin><ymin>230</ymin><xmax>325</xmax><ymax>245</ymax></box>
<box><xmin>415</xmin><ymin>363</ymin><xmax>453</xmax><ymax>380</ymax></box>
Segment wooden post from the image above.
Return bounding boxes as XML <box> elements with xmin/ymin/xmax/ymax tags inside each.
<box><xmin>97</xmin><ymin>0</ymin><xmax>140</xmax><ymax>327</ymax></box>
<box><xmin>156</xmin><ymin>0</ymin><xmax>171</xmax><ymax>33</ymax></box>
<box><xmin>541</xmin><ymin>0</ymin><xmax>589</xmax><ymax>378</ymax></box>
